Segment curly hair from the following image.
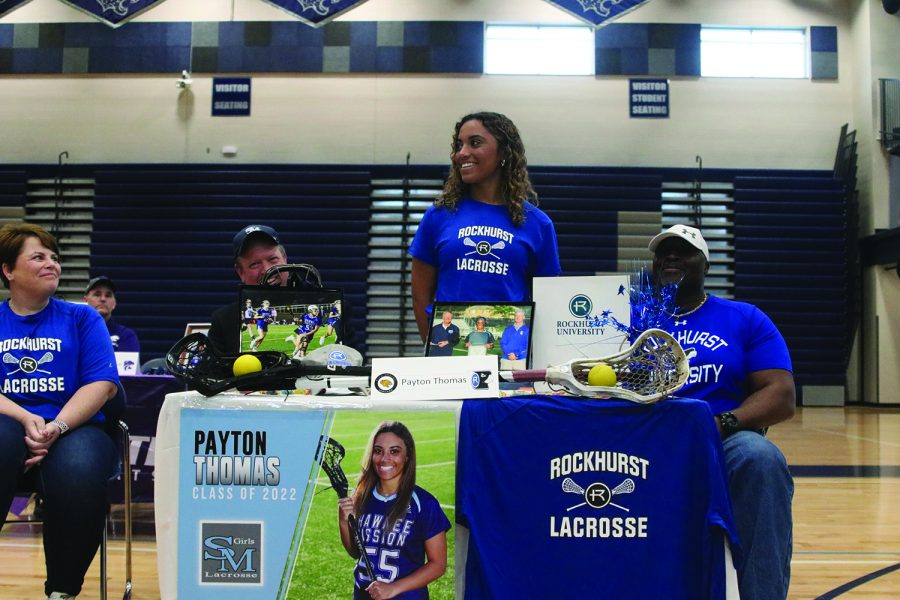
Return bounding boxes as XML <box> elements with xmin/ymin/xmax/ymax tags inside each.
<box><xmin>437</xmin><ymin>111</ymin><xmax>537</xmax><ymax>226</ymax></box>
<box><xmin>352</xmin><ymin>421</ymin><xmax>417</xmax><ymax>532</ymax></box>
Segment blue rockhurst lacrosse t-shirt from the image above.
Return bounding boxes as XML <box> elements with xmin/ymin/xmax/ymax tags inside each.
<box><xmin>408</xmin><ymin>198</ymin><xmax>560</xmax><ymax>303</ymax></box>
<box><xmin>0</xmin><ymin>297</ymin><xmax>118</xmax><ymax>423</ymax></box>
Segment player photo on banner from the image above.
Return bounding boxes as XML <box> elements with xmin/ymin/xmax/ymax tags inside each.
<box><xmin>426</xmin><ymin>301</ymin><xmax>535</xmax><ymax>369</ymax></box>
<box><xmin>289</xmin><ymin>409</ymin><xmax>456</xmax><ymax>599</ymax></box>
<box><xmin>238</xmin><ymin>286</ymin><xmax>343</xmax><ymax>358</ymax></box>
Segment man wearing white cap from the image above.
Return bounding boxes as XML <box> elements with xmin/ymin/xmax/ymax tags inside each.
<box><xmin>649</xmin><ymin>224</ymin><xmax>796</xmax><ymax>600</ymax></box>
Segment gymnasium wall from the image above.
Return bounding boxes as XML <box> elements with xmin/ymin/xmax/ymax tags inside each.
<box><xmin>0</xmin><ymin>0</ymin><xmax>857</xmax><ymax>172</ymax></box>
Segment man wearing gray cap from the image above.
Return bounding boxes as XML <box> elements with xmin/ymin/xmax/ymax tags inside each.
<box><xmin>649</xmin><ymin>224</ymin><xmax>795</xmax><ymax>600</ymax></box>
<box><xmin>83</xmin><ymin>276</ymin><xmax>140</xmax><ymax>353</ymax></box>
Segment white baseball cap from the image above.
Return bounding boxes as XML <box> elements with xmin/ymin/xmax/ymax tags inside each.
<box><xmin>648</xmin><ymin>224</ymin><xmax>710</xmax><ymax>261</ymax></box>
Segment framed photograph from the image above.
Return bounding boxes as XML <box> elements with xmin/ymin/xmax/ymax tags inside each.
<box><xmin>183</xmin><ymin>322</ymin><xmax>211</xmax><ymax>337</ymax></box>
<box><xmin>238</xmin><ymin>286</ymin><xmax>343</xmax><ymax>358</ymax></box>
<box><xmin>425</xmin><ymin>301</ymin><xmax>535</xmax><ymax>369</ymax></box>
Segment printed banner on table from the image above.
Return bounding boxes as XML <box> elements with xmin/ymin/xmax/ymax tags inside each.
<box><xmin>532</xmin><ymin>275</ymin><xmax>630</xmax><ymax>369</ymax></box>
<box><xmin>0</xmin><ymin>0</ymin><xmax>35</xmax><ymax>19</ymax></box>
<box><xmin>542</xmin><ymin>0</ymin><xmax>654</xmax><ymax>29</ymax></box>
<box><xmin>259</xmin><ymin>0</ymin><xmax>372</xmax><ymax>28</ymax></box>
<box><xmin>56</xmin><ymin>0</ymin><xmax>171</xmax><ymax>28</ymax></box>
<box><xmin>371</xmin><ymin>356</ymin><xmax>498</xmax><ymax>401</ymax></box>
<box><xmin>177</xmin><ymin>408</ymin><xmax>331</xmax><ymax>599</ymax></box>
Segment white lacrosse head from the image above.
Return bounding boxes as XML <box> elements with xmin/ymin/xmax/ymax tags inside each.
<box><xmin>611</xmin><ymin>478</ymin><xmax>635</xmax><ymax>496</ymax></box>
<box><xmin>561</xmin><ymin>477</ymin><xmax>585</xmax><ymax>495</ymax></box>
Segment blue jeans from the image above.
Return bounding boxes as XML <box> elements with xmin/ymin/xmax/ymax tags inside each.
<box><xmin>723</xmin><ymin>431</ymin><xmax>793</xmax><ymax>600</ymax></box>
<box><xmin>0</xmin><ymin>414</ymin><xmax>117</xmax><ymax>597</ymax></box>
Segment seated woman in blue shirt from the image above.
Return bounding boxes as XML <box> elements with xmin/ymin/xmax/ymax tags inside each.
<box><xmin>0</xmin><ymin>223</ymin><xmax>121</xmax><ymax>600</ymax></box>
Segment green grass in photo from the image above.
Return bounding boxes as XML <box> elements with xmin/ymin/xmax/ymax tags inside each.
<box><xmin>241</xmin><ymin>324</ymin><xmax>335</xmax><ymax>354</ymax></box>
<box><xmin>287</xmin><ymin>410</ymin><xmax>457</xmax><ymax>599</ymax></box>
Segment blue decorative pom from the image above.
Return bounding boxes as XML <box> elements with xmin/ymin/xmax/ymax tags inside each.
<box><xmin>592</xmin><ymin>265</ymin><xmax>678</xmax><ymax>342</ymax></box>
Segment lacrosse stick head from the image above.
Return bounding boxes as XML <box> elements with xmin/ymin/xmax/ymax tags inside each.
<box><xmin>561</xmin><ymin>477</ymin><xmax>585</xmax><ymax>495</ymax></box>
<box><xmin>546</xmin><ymin>329</ymin><xmax>688</xmax><ymax>403</ymax></box>
<box><xmin>316</xmin><ymin>436</ymin><xmax>349</xmax><ymax>498</ymax></box>
<box><xmin>260</xmin><ymin>263</ymin><xmax>323</xmax><ymax>288</ymax></box>
<box><xmin>165</xmin><ymin>333</ymin><xmax>289</xmax><ymax>396</ymax></box>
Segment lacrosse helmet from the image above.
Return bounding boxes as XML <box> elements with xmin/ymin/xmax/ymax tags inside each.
<box><xmin>308</xmin><ymin>304</ymin><xmax>319</xmax><ymax>315</ymax></box>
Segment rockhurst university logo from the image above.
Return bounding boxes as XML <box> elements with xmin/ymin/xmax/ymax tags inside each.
<box><xmin>201</xmin><ymin>522</ymin><xmax>263</xmax><ymax>585</ymax></box>
<box><xmin>555</xmin><ymin>294</ymin><xmax>607</xmax><ymax>337</ymax></box>
<box><xmin>569</xmin><ymin>294</ymin><xmax>593</xmax><ymax>318</ymax></box>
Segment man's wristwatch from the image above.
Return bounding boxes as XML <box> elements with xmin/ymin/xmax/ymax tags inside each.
<box><xmin>50</xmin><ymin>419</ymin><xmax>70</xmax><ymax>435</ymax></box>
<box><xmin>716</xmin><ymin>411</ymin><xmax>740</xmax><ymax>438</ymax></box>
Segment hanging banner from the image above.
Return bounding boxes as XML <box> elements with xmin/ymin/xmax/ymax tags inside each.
<box><xmin>542</xmin><ymin>0</ymin><xmax>654</xmax><ymax>29</ymax></box>
<box><xmin>259</xmin><ymin>0</ymin><xmax>372</xmax><ymax>28</ymax></box>
<box><xmin>0</xmin><ymin>0</ymin><xmax>35</xmax><ymax>19</ymax></box>
<box><xmin>55</xmin><ymin>0</ymin><xmax>171</xmax><ymax>28</ymax></box>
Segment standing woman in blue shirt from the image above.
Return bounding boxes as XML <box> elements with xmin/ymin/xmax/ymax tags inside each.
<box><xmin>409</xmin><ymin>111</ymin><xmax>561</xmax><ymax>342</ymax></box>
<box><xmin>0</xmin><ymin>224</ymin><xmax>121</xmax><ymax>600</ymax></box>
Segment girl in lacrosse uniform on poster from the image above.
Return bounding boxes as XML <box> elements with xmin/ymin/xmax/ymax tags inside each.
<box><xmin>337</xmin><ymin>421</ymin><xmax>450</xmax><ymax>600</ymax></box>
<box><xmin>408</xmin><ymin>111</ymin><xmax>561</xmax><ymax>343</ymax></box>
<box><xmin>0</xmin><ymin>224</ymin><xmax>121</xmax><ymax>600</ymax></box>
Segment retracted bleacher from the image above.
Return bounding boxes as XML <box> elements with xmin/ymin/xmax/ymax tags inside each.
<box><xmin>531</xmin><ymin>168</ymin><xmax>663</xmax><ymax>275</ymax></box>
<box><xmin>91</xmin><ymin>166</ymin><xmax>372</xmax><ymax>358</ymax></box>
<box><xmin>733</xmin><ymin>172</ymin><xmax>850</xmax><ymax>400</ymax></box>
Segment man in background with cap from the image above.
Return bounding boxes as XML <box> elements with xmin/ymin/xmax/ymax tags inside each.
<box><xmin>83</xmin><ymin>276</ymin><xmax>140</xmax><ymax>354</ymax></box>
<box><xmin>649</xmin><ymin>224</ymin><xmax>795</xmax><ymax>600</ymax></box>
<box><xmin>207</xmin><ymin>224</ymin><xmax>358</xmax><ymax>356</ymax></box>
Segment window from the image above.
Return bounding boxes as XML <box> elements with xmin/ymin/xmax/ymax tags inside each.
<box><xmin>701</xmin><ymin>27</ymin><xmax>806</xmax><ymax>78</ymax></box>
<box><xmin>484</xmin><ymin>24</ymin><xmax>594</xmax><ymax>76</ymax></box>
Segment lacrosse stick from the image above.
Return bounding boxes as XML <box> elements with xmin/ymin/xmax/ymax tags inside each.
<box><xmin>500</xmin><ymin>328</ymin><xmax>688</xmax><ymax>404</ymax></box>
<box><xmin>259</xmin><ymin>263</ymin><xmax>323</xmax><ymax>288</ymax></box>
<box><xmin>315</xmin><ymin>436</ymin><xmax>377</xmax><ymax>583</ymax></box>
<box><xmin>165</xmin><ymin>333</ymin><xmax>370</xmax><ymax>397</ymax></box>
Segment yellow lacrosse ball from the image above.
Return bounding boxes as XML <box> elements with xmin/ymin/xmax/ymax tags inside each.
<box><xmin>588</xmin><ymin>363</ymin><xmax>617</xmax><ymax>387</ymax></box>
<box><xmin>233</xmin><ymin>354</ymin><xmax>263</xmax><ymax>377</ymax></box>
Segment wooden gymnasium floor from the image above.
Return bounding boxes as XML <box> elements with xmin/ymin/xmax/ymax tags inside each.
<box><xmin>1</xmin><ymin>406</ymin><xmax>898</xmax><ymax>600</ymax></box>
